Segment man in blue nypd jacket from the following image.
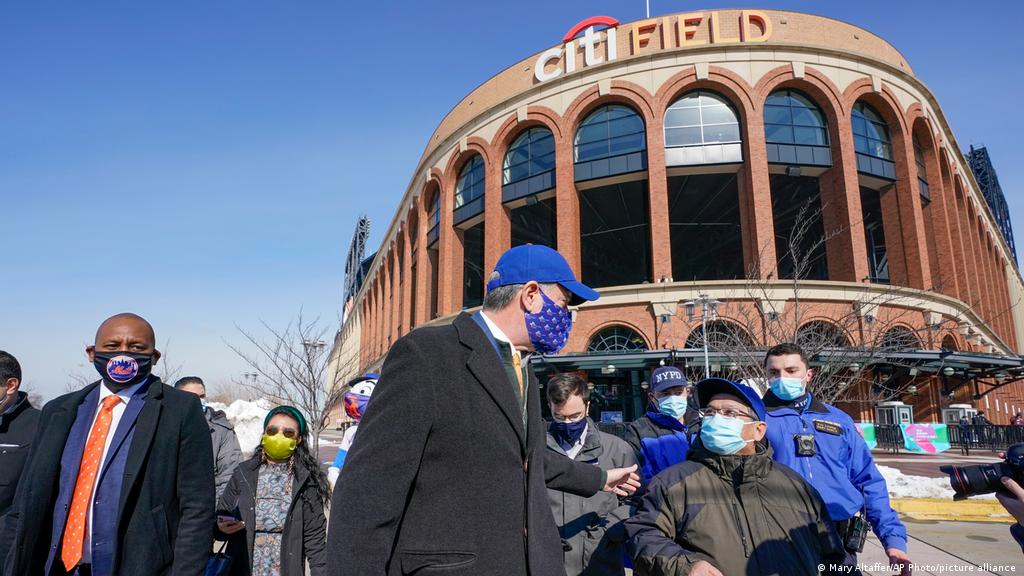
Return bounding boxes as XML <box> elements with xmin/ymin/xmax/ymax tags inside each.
<box><xmin>0</xmin><ymin>313</ymin><xmax>214</xmax><ymax>576</ymax></box>
<box><xmin>622</xmin><ymin>366</ymin><xmax>693</xmax><ymax>483</ymax></box>
<box><xmin>762</xmin><ymin>342</ymin><xmax>911</xmax><ymax>576</ymax></box>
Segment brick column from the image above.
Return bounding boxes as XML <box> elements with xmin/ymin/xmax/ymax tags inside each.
<box><xmin>437</xmin><ymin>176</ymin><xmax>458</xmax><ymax>315</ymax></box>
<box><xmin>878</xmin><ymin>184</ymin><xmax>908</xmax><ymax>286</ymax></box>
<box><xmin>741</xmin><ymin>107</ymin><xmax>777</xmax><ymax>279</ymax></box>
<box><xmin>483</xmin><ymin>157</ymin><xmax>510</xmax><ymax>281</ymax></box>
<box><xmin>645</xmin><ymin>121</ymin><xmax>673</xmax><ymax>282</ymax></box>
<box><xmin>555</xmin><ymin>133</ymin><xmax>582</xmax><ymax>278</ymax></box>
<box><xmin>381</xmin><ymin>259</ymin><xmax>392</xmax><ymax>351</ymax></box>
<box><xmin>390</xmin><ymin>244</ymin><xmax>402</xmax><ymax>342</ymax></box>
<box><xmin>951</xmin><ymin>187</ymin><xmax>977</xmax><ymax>308</ymax></box>
<box><xmin>402</xmin><ymin>224</ymin><xmax>414</xmax><ymax>333</ymax></box>
<box><xmin>923</xmin><ymin>152</ymin><xmax>960</xmax><ymax>298</ymax></box>
<box><xmin>822</xmin><ymin>115</ymin><xmax>870</xmax><ymax>282</ymax></box>
<box><xmin>890</xmin><ymin>129</ymin><xmax>932</xmax><ymax>289</ymax></box>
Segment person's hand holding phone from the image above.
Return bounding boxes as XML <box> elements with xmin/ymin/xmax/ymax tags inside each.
<box><xmin>217</xmin><ymin>515</ymin><xmax>245</xmax><ymax>535</ymax></box>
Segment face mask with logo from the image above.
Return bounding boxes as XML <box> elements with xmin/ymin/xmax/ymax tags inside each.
<box><xmin>262</xmin><ymin>432</ymin><xmax>297</xmax><ymax>460</ymax></box>
<box><xmin>657</xmin><ymin>395</ymin><xmax>688</xmax><ymax>419</ymax></box>
<box><xmin>549</xmin><ymin>418</ymin><xmax>587</xmax><ymax>451</ymax></box>
<box><xmin>700</xmin><ymin>415</ymin><xmax>755</xmax><ymax>455</ymax></box>
<box><xmin>92</xmin><ymin>351</ymin><xmax>153</xmax><ymax>390</ymax></box>
<box><xmin>344</xmin><ymin>392</ymin><xmax>371</xmax><ymax>421</ymax></box>
<box><xmin>769</xmin><ymin>376</ymin><xmax>805</xmax><ymax>401</ymax></box>
<box><xmin>524</xmin><ymin>291</ymin><xmax>573</xmax><ymax>355</ymax></box>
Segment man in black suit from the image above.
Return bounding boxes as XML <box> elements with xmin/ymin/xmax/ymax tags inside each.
<box><xmin>328</xmin><ymin>245</ymin><xmax>640</xmax><ymax>576</ymax></box>
<box><xmin>0</xmin><ymin>313</ymin><xmax>214</xmax><ymax>576</ymax></box>
<box><xmin>0</xmin><ymin>351</ymin><xmax>40</xmax><ymax>525</ymax></box>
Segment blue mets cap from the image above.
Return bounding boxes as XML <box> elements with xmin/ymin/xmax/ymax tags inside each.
<box><xmin>486</xmin><ymin>245</ymin><xmax>600</xmax><ymax>305</ymax></box>
<box><xmin>694</xmin><ymin>378</ymin><xmax>766</xmax><ymax>421</ymax></box>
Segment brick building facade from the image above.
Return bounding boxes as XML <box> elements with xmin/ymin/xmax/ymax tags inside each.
<box><xmin>328</xmin><ymin>9</ymin><xmax>1024</xmax><ymax>426</ymax></box>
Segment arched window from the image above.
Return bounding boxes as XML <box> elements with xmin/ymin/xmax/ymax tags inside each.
<box><xmin>685</xmin><ymin>320</ymin><xmax>753</xmax><ymax>350</ymax></box>
<box><xmin>454</xmin><ymin>155</ymin><xmax>485</xmax><ymax>210</ymax></box>
<box><xmin>941</xmin><ymin>334</ymin><xmax>959</xmax><ymax>352</ymax></box>
<box><xmin>504</xmin><ymin>127</ymin><xmax>555</xmax><ymax>186</ymax></box>
<box><xmin>574</xmin><ymin>105</ymin><xmax>646</xmax><ymax>178</ymax></box>
<box><xmin>852</xmin><ymin>101</ymin><xmax>895</xmax><ymax>180</ymax></box>
<box><xmin>587</xmin><ymin>326</ymin><xmax>649</xmax><ymax>353</ymax></box>
<box><xmin>913</xmin><ymin>134</ymin><xmax>930</xmax><ymax>201</ymax></box>
<box><xmin>425</xmin><ymin>186</ymin><xmax>441</xmax><ymax>247</ymax></box>
<box><xmin>796</xmin><ymin>321</ymin><xmax>850</xmax><ymax>351</ymax></box>
<box><xmin>764</xmin><ymin>89</ymin><xmax>831</xmax><ymax>166</ymax></box>
<box><xmin>880</xmin><ymin>326</ymin><xmax>921</xmax><ymax>352</ymax></box>
<box><xmin>664</xmin><ymin>91</ymin><xmax>742</xmax><ymax>166</ymax></box>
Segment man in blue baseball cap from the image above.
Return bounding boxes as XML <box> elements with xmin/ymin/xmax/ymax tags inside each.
<box><xmin>623</xmin><ymin>366</ymin><xmax>694</xmax><ymax>483</ymax></box>
<box><xmin>627</xmin><ymin>378</ymin><xmax>844</xmax><ymax>576</ymax></box>
<box><xmin>329</xmin><ymin>244</ymin><xmax>640</xmax><ymax>576</ymax></box>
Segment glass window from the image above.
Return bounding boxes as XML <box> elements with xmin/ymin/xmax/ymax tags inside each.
<box><xmin>511</xmin><ymin>198</ymin><xmax>557</xmax><ymax>248</ymax></box>
<box><xmin>580</xmin><ymin>180</ymin><xmax>650</xmax><ymax>288</ymax></box>
<box><xmin>454</xmin><ymin>155</ymin><xmax>485</xmax><ymax>209</ymax></box>
<box><xmin>462</xmin><ymin>222</ymin><xmax>485</xmax><ymax>309</ymax></box>
<box><xmin>764</xmin><ymin>89</ymin><xmax>828</xmax><ymax>148</ymax></box>
<box><xmin>587</xmin><ymin>326</ymin><xmax>649</xmax><ymax>352</ymax></box>
<box><xmin>575</xmin><ymin>105</ymin><xmax>646</xmax><ymax>163</ymax></box>
<box><xmin>664</xmin><ymin>91</ymin><xmax>742</xmax><ymax>147</ymax></box>
<box><xmin>861</xmin><ymin>187</ymin><xmax>889</xmax><ymax>283</ymax></box>
<box><xmin>851</xmin><ymin>102</ymin><xmax>892</xmax><ymax>161</ymax></box>
<box><xmin>913</xmin><ymin>134</ymin><xmax>928</xmax><ymax>184</ymax></box>
<box><xmin>771</xmin><ymin>174</ymin><xmax>828</xmax><ymax>280</ymax></box>
<box><xmin>427</xmin><ymin>189</ymin><xmax>440</xmax><ymax>229</ymax></box>
<box><xmin>504</xmin><ymin>127</ymin><xmax>555</xmax><ymax>186</ymax></box>
<box><xmin>668</xmin><ymin>173</ymin><xmax>744</xmax><ymax>281</ymax></box>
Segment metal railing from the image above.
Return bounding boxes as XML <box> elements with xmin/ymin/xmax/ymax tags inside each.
<box><xmin>949</xmin><ymin>424</ymin><xmax>1024</xmax><ymax>453</ymax></box>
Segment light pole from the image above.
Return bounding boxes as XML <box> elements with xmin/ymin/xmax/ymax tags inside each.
<box><xmin>243</xmin><ymin>372</ymin><xmax>258</xmax><ymax>387</ymax></box>
<box><xmin>683</xmin><ymin>292</ymin><xmax>720</xmax><ymax>379</ymax></box>
<box><xmin>302</xmin><ymin>339</ymin><xmax>326</xmax><ymax>359</ymax></box>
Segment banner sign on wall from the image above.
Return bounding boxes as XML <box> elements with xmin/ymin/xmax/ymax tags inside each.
<box><xmin>900</xmin><ymin>423</ymin><xmax>951</xmax><ymax>454</ymax></box>
<box><xmin>855</xmin><ymin>422</ymin><xmax>877</xmax><ymax>450</ymax></box>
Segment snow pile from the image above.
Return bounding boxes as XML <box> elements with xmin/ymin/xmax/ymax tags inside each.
<box><xmin>209</xmin><ymin>398</ymin><xmax>272</xmax><ymax>455</ymax></box>
<box><xmin>878</xmin><ymin>465</ymin><xmax>995</xmax><ymax>500</ymax></box>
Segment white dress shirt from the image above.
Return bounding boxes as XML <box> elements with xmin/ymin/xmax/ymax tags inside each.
<box><xmin>82</xmin><ymin>378</ymin><xmax>146</xmax><ymax>563</ymax></box>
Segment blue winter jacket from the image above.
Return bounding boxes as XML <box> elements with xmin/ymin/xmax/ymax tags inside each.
<box><xmin>763</xmin><ymin>391</ymin><xmax>908</xmax><ymax>552</ymax></box>
<box><xmin>622</xmin><ymin>412</ymin><xmax>691</xmax><ymax>483</ymax></box>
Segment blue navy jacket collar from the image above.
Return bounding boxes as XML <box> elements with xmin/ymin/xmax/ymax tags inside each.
<box><xmin>763</xmin><ymin>390</ymin><xmax>830</xmax><ymax>415</ymax></box>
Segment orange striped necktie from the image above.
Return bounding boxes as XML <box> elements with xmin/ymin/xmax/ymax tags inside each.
<box><xmin>62</xmin><ymin>394</ymin><xmax>122</xmax><ymax>571</ymax></box>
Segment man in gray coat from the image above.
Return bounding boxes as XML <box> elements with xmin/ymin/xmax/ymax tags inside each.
<box><xmin>546</xmin><ymin>373</ymin><xmax>637</xmax><ymax>576</ymax></box>
<box><xmin>175</xmin><ymin>376</ymin><xmax>241</xmax><ymax>498</ymax></box>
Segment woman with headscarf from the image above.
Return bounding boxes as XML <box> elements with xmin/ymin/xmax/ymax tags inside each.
<box><xmin>215</xmin><ymin>405</ymin><xmax>329</xmax><ymax>576</ymax></box>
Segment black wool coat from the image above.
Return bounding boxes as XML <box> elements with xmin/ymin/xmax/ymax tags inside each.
<box><xmin>0</xmin><ymin>379</ymin><xmax>215</xmax><ymax>576</ymax></box>
<box><xmin>216</xmin><ymin>454</ymin><xmax>328</xmax><ymax>576</ymax></box>
<box><xmin>0</xmin><ymin>393</ymin><xmax>40</xmax><ymax>523</ymax></box>
<box><xmin>327</xmin><ymin>312</ymin><xmax>605</xmax><ymax>576</ymax></box>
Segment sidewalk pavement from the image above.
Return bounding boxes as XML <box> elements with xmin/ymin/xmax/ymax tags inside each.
<box><xmin>859</xmin><ymin>519</ymin><xmax>1022</xmax><ymax>575</ymax></box>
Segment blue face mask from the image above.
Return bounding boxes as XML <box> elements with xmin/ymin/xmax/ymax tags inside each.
<box><xmin>549</xmin><ymin>418</ymin><xmax>587</xmax><ymax>451</ymax></box>
<box><xmin>769</xmin><ymin>376</ymin><xmax>805</xmax><ymax>401</ymax></box>
<box><xmin>525</xmin><ymin>291</ymin><xmax>572</xmax><ymax>355</ymax></box>
<box><xmin>657</xmin><ymin>395</ymin><xmax>688</xmax><ymax>419</ymax></box>
<box><xmin>700</xmin><ymin>415</ymin><xmax>755</xmax><ymax>455</ymax></box>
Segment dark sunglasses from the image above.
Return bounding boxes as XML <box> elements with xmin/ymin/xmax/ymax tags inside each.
<box><xmin>265</xmin><ymin>425</ymin><xmax>298</xmax><ymax>439</ymax></box>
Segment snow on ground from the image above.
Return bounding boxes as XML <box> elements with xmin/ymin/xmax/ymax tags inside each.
<box><xmin>208</xmin><ymin>398</ymin><xmax>272</xmax><ymax>455</ymax></box>
<box><xmin>878</xmin><ymin>465</ymin><xmax>995</xmax><ymax>500</ymax></box>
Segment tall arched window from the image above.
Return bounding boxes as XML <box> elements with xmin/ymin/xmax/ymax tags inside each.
<box><xmin>454</xmin><ymin>155</ymin><xmax>485</xmax><ymax>210</ymax></box>
<box><xmin>503</xmin><ymin>127</ymin><xmax>555</xmax><ymax>189</ymax></box>
<box><xmin>913</xmin><ymin>134</ymin><xmax>930</xmax><ymax>202</ymax></box>
<box><xmin>764</xmin><ymin>89</ymin><xmax>830</xmax><ymax>166</ymax></box>
<box><xmin>574</xmin><ymin>104</ymin><xmax>647</xmax><ymax>181</ymax></box>
<box><xmin>664</xmin><ymin>91</ymin><xmax>742</xmax><ymax>166</ymax></box>
<box><xmin>852</xmin><ymin>101</ymin><xmax>895</xmax><ymax>180</ymax></box>
<box><xmin>587</xmin><ymin>326</ymin><xmax>649</xmax><ymax>352</ymax></box>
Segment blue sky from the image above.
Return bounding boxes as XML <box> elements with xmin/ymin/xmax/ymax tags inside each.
<box><xmin>3</xmin><ymin>1</ymin><xmax>1022</xmax><ymax>401</ymax></box>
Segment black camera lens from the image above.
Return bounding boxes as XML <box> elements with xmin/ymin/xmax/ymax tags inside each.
<box><xmin>941</xmin><ymin>443</ymin><xmax>1024</xmax><ymax>500</ymax></box>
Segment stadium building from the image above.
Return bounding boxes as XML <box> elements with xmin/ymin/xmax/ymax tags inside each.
<box><xmin>328</xmin><ymin>9</ymin><xmax>1024</xmax><ymax>427</ymax></box>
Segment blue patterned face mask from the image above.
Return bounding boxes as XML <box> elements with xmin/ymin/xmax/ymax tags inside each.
<box><xmin>525</xmin><ymin>291</ymin><xmax>572</xmax><ymax>355</ymax></box>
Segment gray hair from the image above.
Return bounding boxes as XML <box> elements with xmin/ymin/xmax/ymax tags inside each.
<box><xmin>482</xmin><ymin>271</ymin><xmax>558</xmax><ymax>311</ymax></box>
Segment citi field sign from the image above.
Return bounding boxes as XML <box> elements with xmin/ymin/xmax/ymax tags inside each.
<box><xmin>534</xmin><ymin>10</ymin><xmax>773</xmax><ymax>83</ymax></box>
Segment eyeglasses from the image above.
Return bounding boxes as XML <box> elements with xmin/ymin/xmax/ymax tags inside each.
<box><xmin>700</xmin><ymin>407</ymin><xmax>755</xmax><ymax>420</ymax></box>
<box><xmin>265</xmin><ymin>425</ymin><xmax>298</xmax><ymax>439</ymax></box>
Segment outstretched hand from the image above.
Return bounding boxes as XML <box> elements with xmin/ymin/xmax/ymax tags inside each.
<box><xmin>603</xmin><ymin>464</ymin><xmax>641</xmax><ymax>496</ymax></box>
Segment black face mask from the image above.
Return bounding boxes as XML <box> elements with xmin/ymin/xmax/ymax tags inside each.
<box><xmin>92</xmin><ymin>351</ymin><xmax>153</xmax><ymax>390</ymax></box>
